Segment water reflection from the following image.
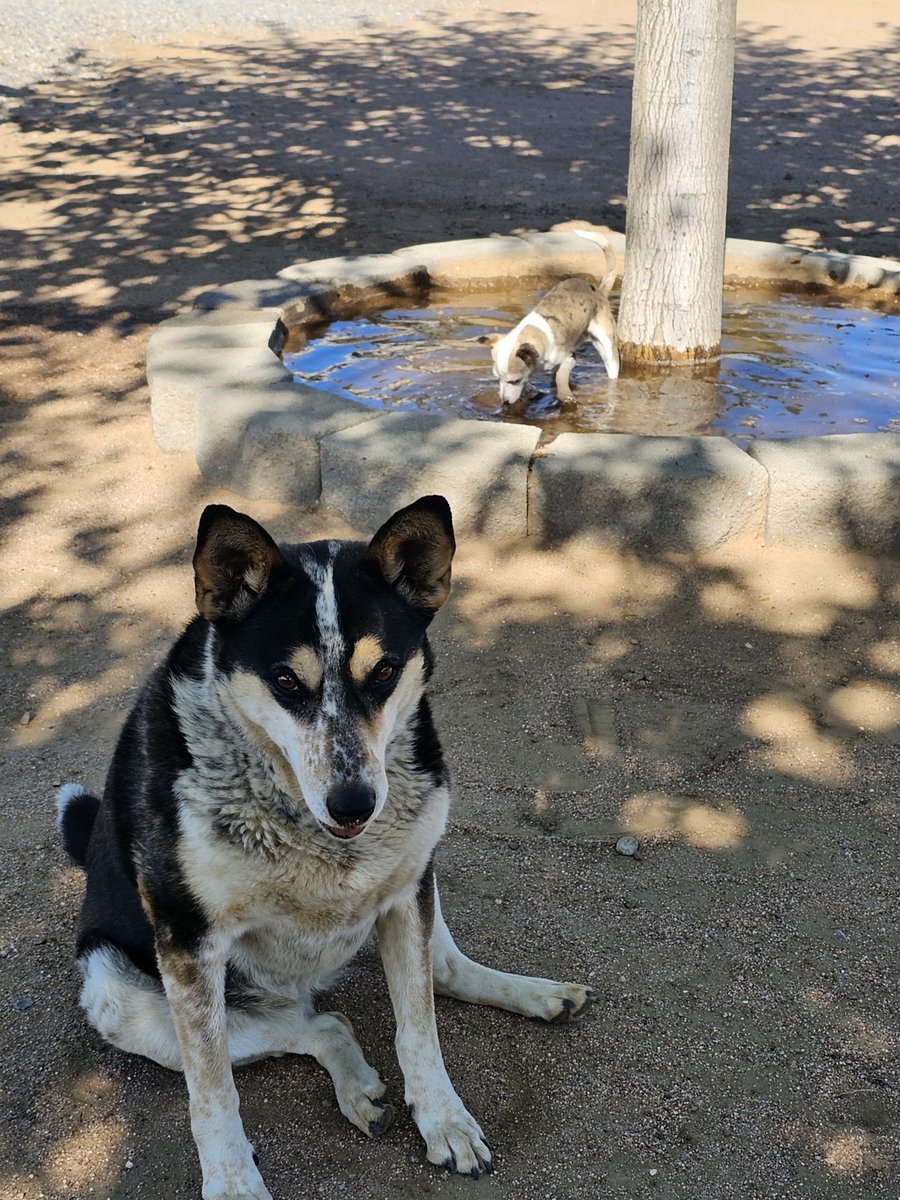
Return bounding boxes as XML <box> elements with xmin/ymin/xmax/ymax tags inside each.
<box><xmin>282</xmin><ymin>285</ymin><xmax>900</xmax><ymax>443</ymax></box>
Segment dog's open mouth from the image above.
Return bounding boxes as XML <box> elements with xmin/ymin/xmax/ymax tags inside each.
<box><xmin>325</xmin><ymin>822</ymin><xmax>368</xmax><ymax>840</ymax></box>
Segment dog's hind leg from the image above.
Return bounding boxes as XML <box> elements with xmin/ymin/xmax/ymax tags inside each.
<box><xmin>431</xmin><ymin>883</ymin><xmax>596</xmax><ymax>1024</ymax></box>
<box><xmin>281</xmin><ymin>1010</ymin><xmax>393</xmax><ymax>1138</ymax></box>
<box><xmin>232</xmin><ymin>1006</ymin><xmax>392</xmax><ymax>1138</ymax></box>
<box><xmin>79</xmin><ymin>945</ymin><xmax>188</xmax><ymax>1071</ymax></box>
<box><xmin>588</xmin><ymin>312</ymin><xmax>620</xmax><ymax>380</ymax></box>
<box><xmin>79</xmin><ymin>946</ymin><xmax>391</xmax><ymax>1137</ymax></box>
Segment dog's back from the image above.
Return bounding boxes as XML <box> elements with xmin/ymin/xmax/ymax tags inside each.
<box><xmin>535</xmin><ymin>278</ymin><xmax>602</xmax><ymax>354</ymax></box>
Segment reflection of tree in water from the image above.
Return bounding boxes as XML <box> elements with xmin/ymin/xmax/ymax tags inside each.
<box><xmin>600</xmin><ymin>373</ymin><xmax>723</xmax><ymax>437</ymax></box>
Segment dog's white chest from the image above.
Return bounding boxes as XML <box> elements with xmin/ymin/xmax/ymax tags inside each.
<box><xmin>180</xmin><ymin>814</ymin><xmax>432</xmax><ymax>992</ymax></box>
<box><xmin>173</xmin><ymin>793</ymin><xmax>442</xmax><ymax>968</ymax></box>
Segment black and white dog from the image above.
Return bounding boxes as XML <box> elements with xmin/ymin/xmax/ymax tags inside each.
<box><xmin>58</xmin><ymin>496</ymin><xmax>593</xmax><ymax>1200</ymax></box>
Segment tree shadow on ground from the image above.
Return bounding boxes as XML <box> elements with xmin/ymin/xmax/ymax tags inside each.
<box><xmin>0</xmin><ymin>17</ymin><xmax>897</xmax><ymax>333</ymax></box>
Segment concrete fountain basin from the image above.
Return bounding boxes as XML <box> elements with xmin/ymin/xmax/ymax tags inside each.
<box><xmin>147</xmin><ymin>227</ymin><xmax>900</xmax><ymax>549</ymax></box>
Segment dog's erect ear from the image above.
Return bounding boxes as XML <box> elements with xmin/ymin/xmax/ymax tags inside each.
<box><xmin>193</xmin><ymin>505</ymin><xmax>285</xmax><ymax>623</ymax></box>
<box><xmin>517</xmin><ymin>343</ymin><xmax>539</xmax><ymax>367</ymax></box>
<box><xmin>477</xmin><ymin>334</ymin><xmax>503</xmax><ymax>347</ymax></box>
<box><xmin>366</xmin><ymin>496</ymin><xmax>456</xmax><ymax>617</ymax></box>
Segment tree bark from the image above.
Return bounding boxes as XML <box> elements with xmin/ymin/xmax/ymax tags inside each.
<box><xmin>618</xmin><ymin>0</ymin><xmax>737</xmax><ymax>366</ymax></box>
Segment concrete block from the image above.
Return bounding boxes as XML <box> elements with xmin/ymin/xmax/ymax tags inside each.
<box><xmin>195</xmin><ymin>383</ymin><xmax>378</xmax><ymax>506</ymax></box>
<box><xmin>723</xmin><ymin>239</ymin><xmax>900</xmax><ymax>295</ymax></box>
<box><xmin>148</xmin><ymin>316</ymin><xmax>290</xmax><ymax>452</ymax></box>
<box><xmin>530</xmin><ymin>433</ymin><xmax>767</xmax><ymax>549</ymax></box>
<box><xmin>321</xmin><ymin>413</ymin><xmax>540</xmax><ymax>538</ymax></box>
<box><xmin>279</xmin><ymin>231</ymin><xmax>628</xmax><ymax>302</ymax></box>
<box><xmin>803</xmin><ymin>250</ymin><xmax>900</xmax><ymax>293</ymax></box>
<box><xmin>278</xmin><ymin>252</ymin><xmax>407</xmax><ymax>286</ymax></box>
<box><xmin>388</xmin><ymin>236</ymin><xmax>547</xmax><ymax>286</ymax></box>
<box><xmin>192</xmin><ymin>279</ymin><xmax>317</xmax><ymax>311</ymax></box>
<box><xmin>397</xmin><ymin>231</ymin><xmax>622</xmax><ymax>287</ymax></box>
<box><xmin>391</xmin><ymin>235</ymin><xmax>524</xmax><ymax>263</ymax></box>
<box><xmin>278</xmin><ymin>273</ymin><xmax>431</xmax><ymax>329</ymax></box>
<box><xmin>150</xmin><ymin>348</ymin><xmax>286</xmax><ymax>453</ymax></box>
<box><xmin>165</xmin><ymin>308</ymin><xmax>282</xmax><ymax>330</ymax></box>
<box><xmin>748</xmin><ymin>433</ymin><xmax>900</xmax><ymax>549</ymax></box>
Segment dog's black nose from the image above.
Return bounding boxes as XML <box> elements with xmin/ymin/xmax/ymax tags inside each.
<box><xmin>326</xmin><ymin>783</ymin><xmax>376</xmax><ymax>826</ymax></box>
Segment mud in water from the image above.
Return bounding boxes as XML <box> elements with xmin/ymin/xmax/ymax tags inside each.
<box><xmin>282</xmin><ymin>284</ymin><xmax>900</xmax><ymax>444</ymax></box>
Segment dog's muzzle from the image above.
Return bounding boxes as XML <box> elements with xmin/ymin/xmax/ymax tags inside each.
<box><xmin>324</xmin><ymin>783</ymin><xmax>377</xmax><ymax>840</ymax></box>
<box><xmin>499</xmin><ymin>382</ymin><xmax>525</xmax><ymax>406</ymax></box>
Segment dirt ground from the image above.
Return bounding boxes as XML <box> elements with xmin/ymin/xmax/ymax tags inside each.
<box><xmin>1</xmin><ymin>2</ymin><xmax>899</xmax><ymax>1198</ymax></box>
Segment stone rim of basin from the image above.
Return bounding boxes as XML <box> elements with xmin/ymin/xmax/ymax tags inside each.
<box><xmin>145</xmin><ymin>226</ymin><xmax>900</xmax><ymax>550</ymax></box>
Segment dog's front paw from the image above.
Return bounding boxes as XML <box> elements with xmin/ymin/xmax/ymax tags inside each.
<box><xmin>201</xmin><ymin>1151</ymin><xmax>272</xmax><ymax>1200</ymax></box>
<box><xmin>315</xmin><ymin>1011</ymin><xmax>394</xmax><ymax>1138</ymax></box>
<box><xmin>202</xmin><ymin>1172</ymin><xmax>272</xmax><ymax>1200</ymax></box>
<box><xmin>413</xmin><ymin>1098</ymin><xmax>493</xmax><ymax>1178</ymax></box>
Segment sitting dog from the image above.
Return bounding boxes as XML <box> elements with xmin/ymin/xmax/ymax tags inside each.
<box><xmin>480</xmin><ymin>230</ymin><xmax>620</xmax><ymax>405</ymax></box>
<box><xmin>57</xmin><ymin>496</ymin><xmax>594</xmax><ymax>1200</ymax></box>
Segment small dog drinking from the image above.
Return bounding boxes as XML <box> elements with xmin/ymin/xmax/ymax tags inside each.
<box><xmin>481</xmin><ymin>230</ymin><xmax>620</xmax><ymax>405</ymax></box>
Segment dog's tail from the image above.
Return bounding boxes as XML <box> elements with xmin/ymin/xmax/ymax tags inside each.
<box><xmin>56</xmin><ymin>783</ymin><xmax>100</xmax><ymax>868</ymax></box>
<box><xmin>573</xmin><ymin>228</ymin><xmax>617</xmax><ymax>293</ymax></box>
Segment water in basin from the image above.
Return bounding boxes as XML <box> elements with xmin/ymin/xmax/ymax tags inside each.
<box><xmin>282</xmin><ymin>284</ymin><xmax>899</xmax><ymax>444</ymax></box>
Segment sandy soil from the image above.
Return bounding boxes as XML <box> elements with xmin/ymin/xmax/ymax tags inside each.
<box><xmin>1</xmin><ymin>3</ymin><xmax>899</xmax><ymax>1198</ymax></box>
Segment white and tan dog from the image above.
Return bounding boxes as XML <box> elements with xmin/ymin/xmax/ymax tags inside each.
<box><xmin>481</xmin><ymin>230</ymin><xmax>620</xmax><ymax>405</ymax></box>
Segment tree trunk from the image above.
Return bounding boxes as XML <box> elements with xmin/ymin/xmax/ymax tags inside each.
<box><xmin>618</xmin><ymin>0</ymin><xmax>737</xmax><ymax>367</ymax></box>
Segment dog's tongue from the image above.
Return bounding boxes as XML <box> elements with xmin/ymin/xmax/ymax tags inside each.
<box><xmin>328</xmin><ymin>822</ymin><xmax>366</xmax><ymax>840</ymax></box>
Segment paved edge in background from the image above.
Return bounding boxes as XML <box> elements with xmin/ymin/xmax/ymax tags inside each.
<box><xmin>145</xmin><ymin>228</ymin><xmax>900</xmax><ymax>549</ymax></box>
<box><xmin>0</xmin><ymin>0</ymin><xmax>485</xmax><ymax>91</ymax></box>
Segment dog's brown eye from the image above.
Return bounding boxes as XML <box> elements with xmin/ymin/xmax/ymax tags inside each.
<box><xmin>274</xmin><ymin>669</ymin><xmax>300</xmax><ymax>692</ymax></box>
<box><xmin>371</xmin><ymin>662</ymin><xmax>396</xmax><ymax>686</ymax></box>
